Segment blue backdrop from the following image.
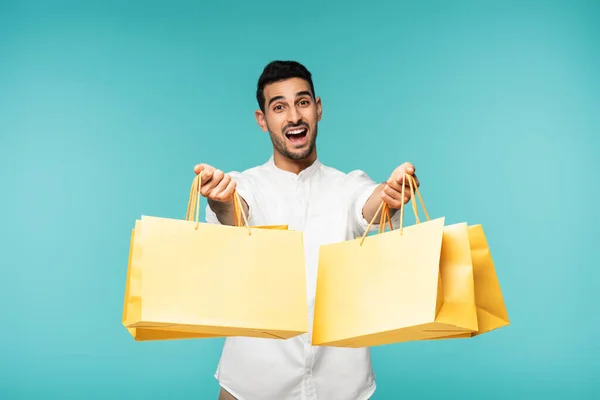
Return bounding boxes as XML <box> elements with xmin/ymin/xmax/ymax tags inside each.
<box><xmin>1</xmin><ymin>0</ymin><xmax>598</xmax><ymax>398</ymax></box>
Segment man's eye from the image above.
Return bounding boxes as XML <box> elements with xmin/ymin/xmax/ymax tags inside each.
<box><xmin>299</xmin><ymin>100</ymin><xmax>309</xmax><ymax>106</ymax></box>
<box><xmin>274</xmin><ymin>105</ymin><xmax>284</xmax><ymax>111</ymax></box>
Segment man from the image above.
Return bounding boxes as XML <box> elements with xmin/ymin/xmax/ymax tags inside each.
<box><xmin>194</xmin><ymin>61</ymin><xmax>419</xmax><ymax>400</ymax></box>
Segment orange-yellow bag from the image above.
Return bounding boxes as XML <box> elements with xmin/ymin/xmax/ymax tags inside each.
<box><xmin>122</xmin><ymin>174</ymin><xmax>308</xmax><ymax>341</ymax></box>
<box><xmin>425</xmin><ymin>223</ymin><xmax>510</xmax><ymax>341</ymax></box>
<box><xmin>312</xmin><ymin>175</ymin><xmax>505</xmax><ymax>347</ymax></box>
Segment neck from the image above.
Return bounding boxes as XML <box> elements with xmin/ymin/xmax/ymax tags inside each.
<box><xmin>272</xmin><ymin>149</ymin><xmax>318</xmax><ymax>175</ymax></box>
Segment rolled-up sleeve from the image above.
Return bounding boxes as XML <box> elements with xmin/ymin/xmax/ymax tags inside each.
<box><xmin>205</xmin><ymin>171</ymin><xmax>256</xmax><ymax>225</ymax></box>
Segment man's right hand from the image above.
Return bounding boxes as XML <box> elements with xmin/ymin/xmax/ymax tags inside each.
<box><xmin>193</xmin><ymin>163</ymin><xmax>247</xmax><ymax>227</ymax></box>
<box><xmin>193</xmin><ymin>163</ymin><xmax>237</xmax><ymax>203</ymax></box>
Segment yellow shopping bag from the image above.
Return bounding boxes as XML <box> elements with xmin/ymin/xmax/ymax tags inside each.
<box><xmin>122</xmin><ymin>173</ymin><xmax>309</xmax><ymax>341</ymax></box>
<box><xmin>425</xmin><ymin>224</ymin><xmax>510</xmax><ymax>340</ymax></box>
<box><xmin>466</xmin><ymin>224</ymin><xmax>510</xmax><ymax>335</ymax></box>
<box><xmin>312</xmin><ymin>175</ymin><xmax>479</xmax><ymax>347</ymax></box>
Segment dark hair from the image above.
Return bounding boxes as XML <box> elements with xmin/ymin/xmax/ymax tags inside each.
<box><xmin>256</xmin><ymin>60</ymin><xmax>316</xmax><ymax>112</ymax></box>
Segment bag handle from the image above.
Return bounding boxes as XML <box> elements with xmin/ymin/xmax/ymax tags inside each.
<box><xmin>378</xmin><ymin>201</ymin><xmax>393</xmax><ymax>234</ymax></box>
<box><xmin>359</xmin><ymin>174</ymin><xmax>429</xmax><ymax>245</ymax></box>
<box><xmin>410</xmin><ymin>174</ymin><xmax>430</xmax><ymax>224</ymax></box>
<box><xmin>185</xmin><ymin>172</ymin><xmax>251</xmax><ymax>235</ymax></box>
<box><xmin>232</xmin><ymin>188</ymin><xmax>251</xmax><ymax>231</ymax></box>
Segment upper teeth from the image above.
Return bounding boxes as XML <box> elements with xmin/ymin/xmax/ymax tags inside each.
<box><xmin>288</xmin><ymin>129</ymin><xmax>304</xmax><ymax>135</ymax></box>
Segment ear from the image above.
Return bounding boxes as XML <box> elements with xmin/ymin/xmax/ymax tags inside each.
<box><xmin>255</xmin><ymin>110</ymin><xmax>268</xmax><ymax>132</ymax></box>
<box><xmin>316</xmin><ymin>96</ymin><xmax>323</xmax><ymax>122</ymax></box>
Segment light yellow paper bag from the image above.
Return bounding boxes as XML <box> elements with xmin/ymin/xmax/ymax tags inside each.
<box><xmin>122</xmin><ymin>174</ymin><xmax>308</xmax><ymax>341</ymax></box>
<box><xmin>312</xmin><ymin>175</ymin><xmax>478</xmax><ymax>347</ymax></box>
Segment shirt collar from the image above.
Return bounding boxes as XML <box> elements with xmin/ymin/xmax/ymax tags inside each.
<box><xmin>265</xmin><ymin>155</ymin><xmax>322</xmax><ymax>181</ymax></box>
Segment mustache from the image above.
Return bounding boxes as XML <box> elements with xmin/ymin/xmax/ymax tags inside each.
<box><xmin>283</xmin><ymin>122</ymin><xmax>309</xmax><ymax>133</ymax></box>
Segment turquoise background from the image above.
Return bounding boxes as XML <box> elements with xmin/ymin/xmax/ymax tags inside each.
<box><xmin>1</xmin><ymin>0</ymin><xmax>599</xmax><ymax>398</ymax></box>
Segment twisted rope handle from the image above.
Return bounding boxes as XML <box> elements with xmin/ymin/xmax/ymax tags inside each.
<box><xmin>186</xmin><ymin>172</ymin><xmax>251</xmax><ymax>235</ymax></box>
<box><xmin>359</xmin><ymin>174</ymin><xmax>429</xmax><ymax>246</ymax></box>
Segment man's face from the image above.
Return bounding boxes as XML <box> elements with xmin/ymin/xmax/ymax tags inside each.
<box><xmin>255</xmin><ymin>77</ymin><xmax>322</xmax><ymax>161</ymax></box>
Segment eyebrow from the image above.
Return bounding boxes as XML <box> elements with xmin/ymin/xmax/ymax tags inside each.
<box><xmin>267</xmin><ymin>91</ymin><xmax>314</xmax><ymax>107</ymax></box>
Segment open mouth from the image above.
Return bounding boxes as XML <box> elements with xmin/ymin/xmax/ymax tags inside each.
<box><xmin>285</xmin><ymin>127</ymin><xmax>308</xmax><ymax>144</ymax></box>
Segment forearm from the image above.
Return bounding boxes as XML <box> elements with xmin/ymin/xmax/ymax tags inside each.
<box><xmin>362</xmin><ymin>183</ymin><xmax>399</xmax><ymax>223</ymax></box>
<box><xmin>208</xmin><ymin>196</ymin><xmax>249</xmax><ymax>226</ymax></box>
<box><xmin>362</xmin><ymin>184</ymin><xmax>385</xmax><ymax>223</ymax></box>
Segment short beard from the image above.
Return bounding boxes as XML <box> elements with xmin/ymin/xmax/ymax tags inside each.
<box><xmin>268</xmin><ymin>124</ymin><xmax>318</xmax><ymax>161</ymax></box>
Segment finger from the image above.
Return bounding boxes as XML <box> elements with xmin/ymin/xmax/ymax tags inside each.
<box><xmin>385</xmin><ymin>182</ymin><xmax>415</xmax><ymax>205</ymax></box>
<box><xmin>195</xmin><ymin>164</ymin><xmax>215</xmax><ymax>186</ymax></box>
<box><xmin>396</xmin><ymin>173</ymin><xmax>419</xmax><ymax>190</ymax></box>
<box><xmin>393</xmin><ymin>162</ymin><xmax>415</xmax><ymax>183</ymax></box>
<box><xmin>200</xmin><ymin>169</ymin><xmax>223</xmax><ymax>196</ymax></box>
<box><xmin>209</xmin><ymin>173</ymin><xmax>232</xmax><ymax>201</ymax></box>
<box><xmin>383</xmin><ymin>184</ymin><xmax>400</xmax><ymax>200</ymax></box>
<box><xmin>217</xmin><ymin>178</ymin><xmax>237</xmax><ymax>202</ymax></box>
<box><xmin>384</xmin><ymin>192</ymin><xmax>412</xmax><ymax>207</ymax></box>
<box><xmin>201</xmin><ymin>168</ymin><xmax>216</xmax><ymax>183</ymax></box>
<box><xmin>387</xmin><ymin>176</ymin><xmax>408</xmax><ymax>192</ymax></box>
<box><xmin>387</xmin><ymin>171</ymin><xmax>415</xmax><ymax>192</ymax></box>
<box><xmin>383</xmin><ymin>184</ymin><xmax>411</xmax><ymax>205</ymax></box>
<box><xmin>381</xmin><ymin>192</ymin><xmax>403</xmax><ymax>210</ymax></box>
<box><xmin>394</xmin><ymin>162</ymin><xmax>414</xmax><ymax>174</ymax></box>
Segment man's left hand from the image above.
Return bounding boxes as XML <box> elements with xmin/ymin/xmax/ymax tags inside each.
<box><xmin>381</xmin><ymin>162</ymin><xmax>419</xmax><ymax>209</ymax></box>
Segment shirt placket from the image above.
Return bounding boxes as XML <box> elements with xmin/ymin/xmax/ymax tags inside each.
<box><xmin>293</xmin><ymin>175</ymin><xmax>317</xmax><ymax>400</ymax></box>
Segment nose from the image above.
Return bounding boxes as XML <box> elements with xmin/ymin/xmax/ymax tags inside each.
<box><xmin>287</xmin><ymin>107</ymin><xmax>302</xmax><ymax>125</ymax></box>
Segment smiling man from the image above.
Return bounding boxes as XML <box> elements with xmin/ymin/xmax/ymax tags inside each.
<box><xmin>194</xmin><ymin>60</ymin><xmax>419</xmax><ymax>400</ymax></box>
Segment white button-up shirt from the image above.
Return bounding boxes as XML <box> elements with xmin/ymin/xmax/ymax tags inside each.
<box><xmin>205</xmin><ymin>157</ymin><xmax>400</xmax><ymax>400</ymax></box>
